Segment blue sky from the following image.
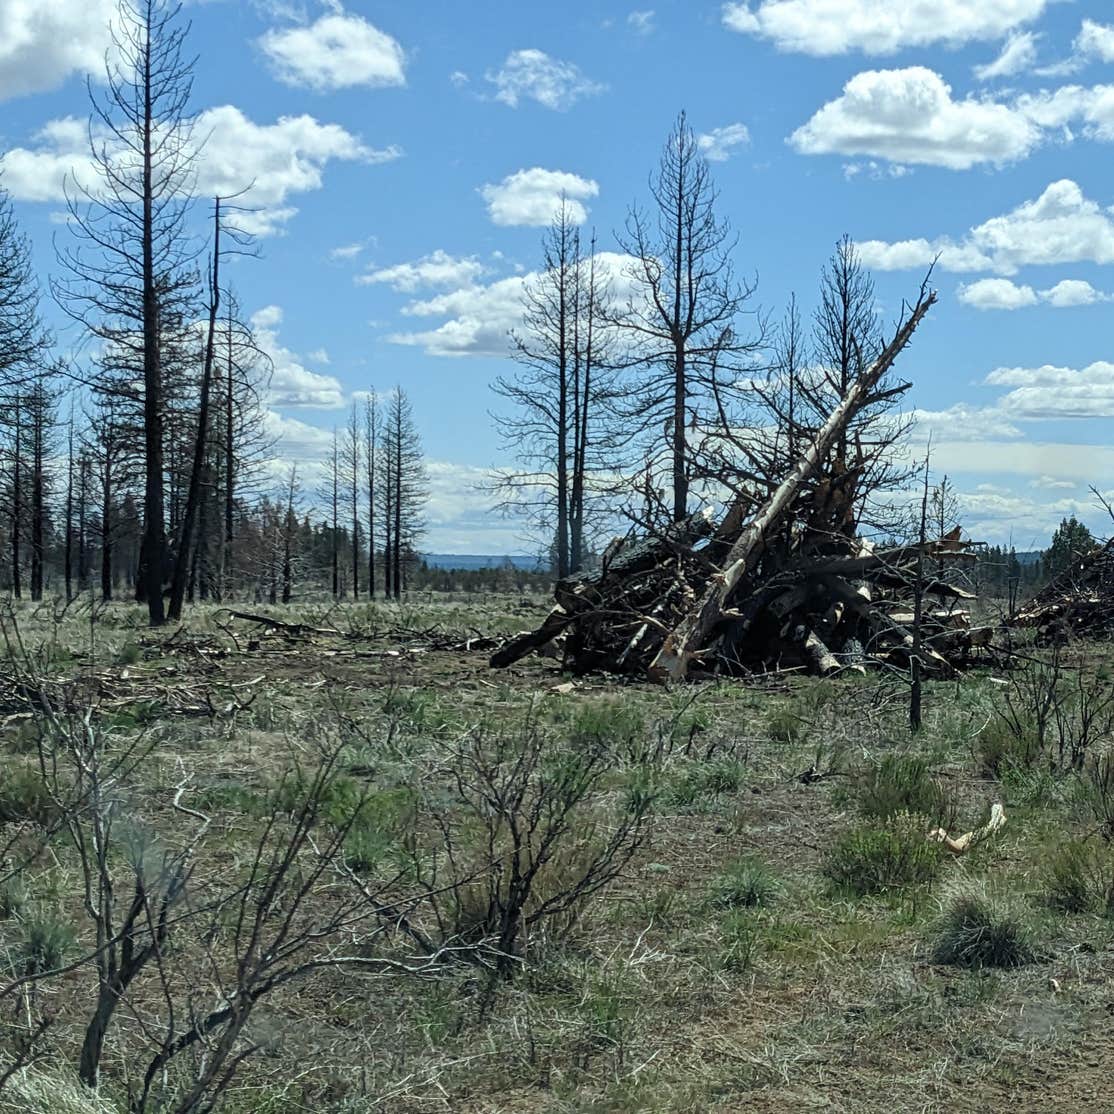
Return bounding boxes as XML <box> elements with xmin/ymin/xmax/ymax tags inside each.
<box><xmin>2</xmin><ymin>0</ymin><xmax>1114</xmax><ymax>553</ymax></box>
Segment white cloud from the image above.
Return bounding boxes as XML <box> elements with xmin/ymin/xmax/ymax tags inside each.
<box><xmin>843</xmin><ymin>160</ymin><xmax>912</xmax><ymax>180</ymax></box>
<box><xmin>1076</xmin><ymin>20</ymin><xmax>1114</xmax><ymax>65</ymax></box>
<box><xmin>251</xmin><ymin>305</ymin><xmax>346</xmax><ymax>408</ymax></box>
<box><xmin>1040</xmin><ymin>279</ymin><xmax>1111</xmax><ymax>307</ymax></box>
<box><xmin>330</xmin><ymin>242</ymin><xmax>367</xmax><ymax>261</ymax></box>
<box><xmin>358</xmin><ymin>250</ymin><xmax>487</xmax><ymax>292</ymax></box>
<box><xmin>485</xmin><ymin>49</ymin><xmax>605</xmax><ymax>110</ymax></box>
<box><xmin>789</xmin><ymin>67</ymin><xmax>1039</xmax><ymax>169</ymax></box>
<box><xmin>909</xmin><ymin>404</ymin><xmax>1022</xmax><ymax>442</ymax></box>
<box><xmin>957</xmin><ymin>276</ymin><xmax>1112</xmax><ymax>310</ymax></box>
<box><xmin>974</xmin><ymin>31</ymin><xmax>1039</xmax><ymax>81</ymax></box>
<box><xmin>263</xmin><ymin>410</ymin><xmax>335</xmax><ymax>462</ymax></box>
<box><xmin>0</xmin><ymin>0</ymin><xmax>116</xmax><ymax>101</ymax></box>
<box><xmin>628</xmin><ymin>10</ymin><xmax>656</xmax><ymax>35</ymax></box>
<box><xmin>722</xmin><ymin>0</ymin><xmax>1049</xmax><ymax>56</ymax></box>
<box><xmin>957</xmin><ymin>278</ymin><xmax>1038</xmax><ymax>310</ymax></box>
<box><xmin>389</xmin><ymin>252</ymin><xmax>641</xmax><ymax>358</ymax></box>
<box><xmin>1015</xmin><ymin>83</ymin><xmax>1114</xmax><ymax>143</ymax></box>
<box><xmin>984</xmin><ymin>362</ymin><xmax>1114</xmax><ymax>420</ymax></box>
<box><xmin>697</xmin><ymin>123</ymin><xmax>751</xmax><ymax>161</ymax></box>
<box><xmin>0</xmin><ymin>105</ymin><xmax>397</xmax><ymax>237</ymax></box>
<box><xmin>1031</xmin><ymin>475</ymin><xmax>1076</xmax><ymax>491</ymax></box>
<box><xmin>258</xmin><ymin>10</ymin><xmax>406</xmax><ymax>91</ymax></box>
<box><xmin>480</xmin><ymin>168</ymin><xmax>599</xmax><ymax>227</ymax></box>
<box><xmin>858</xmin><ymin>180</ymin><xmax>1114</xmax><ymax>275</ymax></box>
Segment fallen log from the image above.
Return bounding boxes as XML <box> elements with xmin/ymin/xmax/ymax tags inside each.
<box><xmin>647</xmin><ymin>288</ymin><xmax>937</xmax><ymax>684</ymax></box>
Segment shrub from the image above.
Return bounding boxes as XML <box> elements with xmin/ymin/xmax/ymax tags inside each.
<box><xmin>117</xmin><ymin>641</ymin><xmax>142</xmax><ymax>666</ymax></box>
<box><xmin>856</xmin><ymin>754</ymin><xmax>956</xmax><ymax>828</ymax></box>
<box><xmin>18</xmin><ymin>908</ymin><xmax>75</xmax><ymax>975</ymax></box>
<box><xmin>767</xmin><ymin>705</ymin><xmax>803</xmax><ymax>745</ymax></box>
<box><xmin>1043</xmin><ymin>839</ymin><xmax>1114</xmax><ymax>915</ymax></box>
<box><xmin>0</xmin><ymin>766</ymin><xmax>59</xmax><ymax>827</ymax></box>
<box><xmin>665</xmin><ymin>757</ymin><xmax>746</xmax><ymax>808</ymax></box>
<box><xmin>1077</xmin><ymin>750</ymin><xmax>1114</xmax><ymax>841</ymax></box>
<box><xmin>975</xmin><ymin>717</ymin><xmax>1041</xmax><ymax>777</ymax></box>
<box><xmin>823</xmin><ymin>813</ymin><xmax>943</xmax><ymax>897</ymax></box>
<box><xmin>0</xmin><ymin>875</ymin><xmax>29</xmax><ymax>919</ymax></box>
<box><xmin>931</xmin><ymin>884</ymin><xmax>1036</xmax><ymax>968</ymax></box>
<box><xmin>708</xmin><ymin>857</ymin><xmax>779</xmax><ymax>910</ymax></box>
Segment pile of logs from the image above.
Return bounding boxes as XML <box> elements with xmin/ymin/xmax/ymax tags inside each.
<box><xmin>1016</xmin><ymin>541</ymin><xmax>1114</xmax><ymax>642</ymax></box>
<box><xmin>492</xmin><ymin>289</ymin><xmax>994</xmax><ymax>683</ymax></box>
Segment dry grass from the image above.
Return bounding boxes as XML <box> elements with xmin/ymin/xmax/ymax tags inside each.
<box><xmin>0</xmin><ymin>596</ymin><xmax>1110</xmax><ymax>1112</ymax></box>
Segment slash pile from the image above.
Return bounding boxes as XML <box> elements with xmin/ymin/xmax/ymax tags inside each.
<box><xmin>1016</xmin><ymin>540</ymin><xmax>1114</xmax><ymax>642</ymax></box>
<box><xmin>491</xmin><ymin>288</ymin><xmax>995</xmax><ymax>683</ymax></box>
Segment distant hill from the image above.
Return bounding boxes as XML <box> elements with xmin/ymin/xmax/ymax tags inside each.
<box><xmin>422</xmin><ymin>554</ymin><xmax>544</xmax><ymax>572</ymax></box>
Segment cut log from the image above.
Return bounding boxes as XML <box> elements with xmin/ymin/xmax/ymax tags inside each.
<box><xmin>648</xmin><ymin>290</ymin><xmax>937</xmax><ymax>683</ymax></box>
<box><xmin>489</xmin><ymin>606</ymin><xmax>574</xmax><ymax>668</ymax></box>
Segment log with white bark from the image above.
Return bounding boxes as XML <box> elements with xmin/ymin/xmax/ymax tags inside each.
<box><xmin>648</xmin><ymin>290</ymin><xmax>938</xmax><ymax>683</ymax></box>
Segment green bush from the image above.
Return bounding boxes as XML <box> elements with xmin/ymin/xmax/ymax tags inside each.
<box><xmin>0</xmin><ymin>875</ymin><xmax>29</xmax><ymax>919</ymax></box>
<box><xmin>767</xmin><ymin>705</ymin><xmax>803</xmax><ymax>745</ymax></box>
<box><xmin>665</xmin><ymin>757</ymin><xmax>746</xmax><ymax>808</ymax></box>
<box><xmin>976</xmin><ymin>717</ymin><xmax>1041</xmax><ymax>777</ymax></box>
<box><xmin>0</xmin><ymin>766</ymin><xmax>59</xmax><ymax>827</ymax></box>
<box><xmin>1043</xmin><ymin>839</ymin><xmax>1114</xmax><ymax>915</ymax></box>
<box><xmin>823</xmin><ymin>813</ymin><xmax>943</xmax><ymax>897</ymax></box>
<box><xmin>856</xmin><ymin>754</ymin><xmax>956</xmax><ymax>828</ymax></box>
<box><xmin>708</xmin><ymin>857</ymin><xmax>779</xmax><ymax>910</ymax></box>
<box><xmin>117</xmin><ymin>641</ymin><xmax>142</xmax><ymax>666</ymax></box>
<box><xmin>18</xmin><ymin>909</ymin><xmax>75</xmax><ymax>975</ymax></box>
<box><xmin>931</xmin><ymin>884</ymin><xmax>1036</xmax><ymax>969</ymax></box>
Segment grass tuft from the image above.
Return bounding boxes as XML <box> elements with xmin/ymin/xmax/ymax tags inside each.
<box><xmin>931</xmin><ymin>883</ymin><xmax>1037</xmax><ymax>969</ymax></box>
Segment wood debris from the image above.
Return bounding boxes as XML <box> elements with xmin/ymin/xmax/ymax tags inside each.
<box><xmin>1015</xmin><ymin>540</ymin><xmax>1114</xmax><ymax>642</ymax></box>
<box><xmin>491</xmin><ymin>291</ymin><xmax>994</xmax><ymax>682</ymax></box>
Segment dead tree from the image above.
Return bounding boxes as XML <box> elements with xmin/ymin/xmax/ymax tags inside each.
<box><xmin>53</xmin><ymin>0</ymin><xmax>200</xmax><ymax>626</ymax></box>
<box><xmin>343</xmin><ymin>401</ymin><xmax>361</xmax><ymax>599</ymax></box>
<box><xmin>380</xmin><ymin>388</ymin><xmax>428</xmax><ymax>599</ymax></box>
<box><xmin>493</xmin><ymin>207</ymin><xmax>617</xmax><ymax>575</ymax></box>
<box><xmin>614</xmin><ymin>111</ymin><xmax>762</xmax><ymax>523</ymax></box>
<box><xmin>364</xmin><ymin>391</ymin><xmax>378</xmax><ymax>598</ymax></box>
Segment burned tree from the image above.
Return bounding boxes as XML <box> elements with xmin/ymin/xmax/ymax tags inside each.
<box><xmin>614</xmin><ymin>111</ymin><xmax>761</xmax><ymax>524</ymax></box>
<box><xmin>380</xmin><ymin>388</ymin><xmax>428</xmax><ymax>599</ymax></box>
<box><xmin>493</xmin><ymin>205</ymin><xmax>616</xmax><ymax>576</ymax></box>
<box><xmin>54</xmin><ymin>0</ymin><xmax>200</xmax><ymax>626</ymax></box>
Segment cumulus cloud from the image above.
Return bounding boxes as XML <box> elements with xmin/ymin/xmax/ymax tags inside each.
<box><xmin>697</xmin><ymin>123</ymin><xmax>751</xmax><ymax>161</ymax></box>
<box><xmin>258</xmin><ymin>9</ymin><xmax>406</xmax><ymax>91</ymax></box>
<box><xmin>480</xmin><ymin>168</ymin><xmax>599</xmax><ymax>227</ymax></box>
<box><xmin>1076</xmin><ymin>20</ymin><xmax>1114</xmax><ymax>65</ymax></box>
<box><xmin>974</xmin><ymin>31</ymin><xmax>1039</xmax><ymax>81</ymax></box>
<box><xmin>1039</xmin><ymin>279</ymin><xmax>1111</xmax><ymax>307</ymax></box>
<box><xmin>0</xmin><ymin>106</ymin><xmax>397</xmax><ymax>237</ymax></box>
<box><xmin>357</xmin><ymin>250</ymin><xmax>487</xmax><ymax>292</ymax></box>
<box><xmin>0</xmin><ymin>0</ymin><xmax>117</xmax><ymax>101</ymax></box>
<box><xmin>251</xmin><ymin>306</ymin><xmax>346</xmax><ymax>408</ymax></box>
<box><xmin>722</xmin><ymin>0</ymin><xmax>1048</xmax><ymax>56</ymax></box>
<box><xmin>389</xmin><ymin>275</ymin><xmax>527</xmax><ymax>358</ymax></box>
<box><xmin>984</xmin><ymin>362</ymin><xmax>1114</xmax><ymax>419</ymax></box>
<box><xmin>958</xmin><ymin>276</ymin><xmax>1112</xmax><ymax>310</ymax></box>
<box><xmin>485</xmin><ymin>49</ymin><xmax>605</xmax><ymax>110</ymax></box>
<box><xmin>789</xmin><ymin>67</ymin><xmax>1039</xmax><ymax>169</ymax></box>
<box><xmin>389</xmin><ymin>252</ymin><xmax>641</xmax><ymax>358</ymax></box>
<box><xmin>1015</xmin><ymin>83</ymin><xmax>1114</xmax><ymax>143</ymax></box>
<box><xmin>858</xmin><ymin>180</ymin><xmax>1114</xmax><ymax>275</ymax></box>
<box><xmin>957</xmin><ymin>278</ymin><xmax>1038</xmax><ymax>310</ymax></box>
